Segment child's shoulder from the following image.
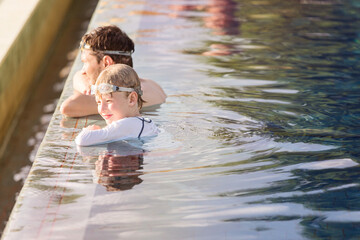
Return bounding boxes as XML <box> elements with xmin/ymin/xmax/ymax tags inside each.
<box><xmin>112</xmin><ymin>116</ymin><xmax>152</xmax><ymax>125</ymax></box>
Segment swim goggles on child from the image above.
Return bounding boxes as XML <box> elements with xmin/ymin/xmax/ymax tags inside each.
<box><xmin>91</xmin><ymin>83</ymin><xmax>142</xmax><ymax>96</ymax></box>
<box><xmin>79</xmin><ymin>41</ymin><xmax>133</xmax><ymax>56</ymax></box>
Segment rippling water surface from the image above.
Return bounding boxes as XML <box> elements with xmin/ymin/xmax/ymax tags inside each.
<box><xmin>5</xmin><ymin>0</ymin><xmax>360</xmax><ymax>239</ymax></box>
<box><xmin>126</xmin><ymin>1</ymin><xmax>360</xmax><ymax>238</ymax></box>
<box><xmin>92</xmin><ymin>0</ymin><xmax>359</xmax><ymax>238</ymax></box>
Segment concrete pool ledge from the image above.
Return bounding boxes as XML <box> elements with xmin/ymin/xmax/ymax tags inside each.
<box><xmin>0</xmin><ymin>0</ymin><xmax>73</xmax><ymax>158</ymax></box>
<box><xmin>1</xmin><ymin>1</ymin><xmax>147</xmax><ymax>239</ymax></box>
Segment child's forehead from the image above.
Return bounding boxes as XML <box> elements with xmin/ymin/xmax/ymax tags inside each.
<box><xmin>95</xmin><ymin>91</ymin><xmax>125</xmax><ymax>100</ymax></box>
<box><xmin>95</xmin><ymin>93</ymin><xmax>113</xmax><ymax>100</ymax></box>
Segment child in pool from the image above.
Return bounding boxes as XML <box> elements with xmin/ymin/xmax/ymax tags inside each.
<box><xmin>75</xmin><ymin>64</ymin><xmax>159</xmax><ymax>146</ymax></box>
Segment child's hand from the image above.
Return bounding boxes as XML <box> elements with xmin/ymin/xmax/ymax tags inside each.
<box><xmin>86</xmin><ymin>124</ymin><xmax>101</xmax><ymax>130</ymax></box>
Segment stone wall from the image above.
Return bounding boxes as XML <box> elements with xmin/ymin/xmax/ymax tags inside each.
<box><xmin>0</xmin><ymin>0</ymin><xmax>73</xmax><ymax>157</ymax></box>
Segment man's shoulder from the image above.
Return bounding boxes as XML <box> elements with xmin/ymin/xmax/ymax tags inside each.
<box><xmin>140</xmin><ymin>78</ymin><xmax>163</xmax><ymax>90</ymax></box>
<box><xmin>139</xmin><ymin>77</ymin><xmax>152</xmax><ymax>83</ymax></box>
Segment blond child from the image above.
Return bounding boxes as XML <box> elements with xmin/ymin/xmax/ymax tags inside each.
<box><xmin>75</xmin><ymin>64</ymin><xmax>159</xmax><ymax>146</ymax></box>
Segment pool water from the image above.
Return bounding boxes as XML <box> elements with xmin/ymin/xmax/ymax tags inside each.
<box><xmin>130</xmin><ymin>1</ymin><xmax>360</xmax><ymax>238</ymax></box>
<box><xmin>4</xmin><ymin>0</ymin><xmax>360</xmax><ymax>239</ymax></box>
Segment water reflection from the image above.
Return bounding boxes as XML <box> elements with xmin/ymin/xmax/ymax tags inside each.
<box><xmin>78</xmin><ymin>141</ymin><xmax>145</xmax><ymax>192</ymax></box>
<box><xmin>170</xmin><ymin>0</ymin><xmax>240</xmax><ymax>36</ymax></box>
<box><xmin>93</xmin><ymin>154</ymin><xmax>143</xmax><ymax>191</ymax></box>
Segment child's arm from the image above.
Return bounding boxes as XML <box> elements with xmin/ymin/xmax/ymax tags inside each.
<box><xmin>86</xmin><ymin>125</ymin><xmax>101</xmax><ymax>130</ymax></box>
<box><xmin>75</xmin><ymin>125</ymin><xmax>105</xmax><ymax>146</ymax></box>
<box><xmin>75</xmin><ymin>119</ymin><xmax>135</xmax><ymax>146</ymax></box>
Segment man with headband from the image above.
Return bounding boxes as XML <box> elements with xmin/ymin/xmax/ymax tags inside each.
<box><xmin>61</xmin><ymin>25</ymin><xmax>166</xmax><ymax>117</ymax></box>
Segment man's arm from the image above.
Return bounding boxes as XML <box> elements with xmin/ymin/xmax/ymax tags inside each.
<box><xmin>140</xmin><ymin>78</ymin><xmax>167</xmax><ymax>107</ymax></box>
<box><xmin>60</xmin><ymin>91</ymin><xmax>98</xmax><ymax>117</ymax></box>
<box><xmin>60</xmin><ymin>70</ymin><xmax>97</xmax><ymax>117</ymax></box>
<box><xmin>61</xmin><ymin>74</ymin><xmax>166</xmax><ymax>117</ymax></box>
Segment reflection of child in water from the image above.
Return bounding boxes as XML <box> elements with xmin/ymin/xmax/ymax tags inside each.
<box><xmin>75</xmin><ymin>64</ymin><xmax>159</xmax><ymax>146</ymax></box>
<box><xmin>94</xmin><ymin>154</ymin><xmax>144</xmax><ymax>192</ymax></box>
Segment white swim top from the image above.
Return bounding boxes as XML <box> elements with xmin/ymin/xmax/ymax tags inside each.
<box><xmin>75</xmin><ymin>117</ymin><xmax>159</xmax><ymax>146</ymax></box>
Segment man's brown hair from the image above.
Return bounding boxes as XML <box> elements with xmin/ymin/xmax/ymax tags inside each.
<box><xmin>82</xmin><ymin>25</ymin><xmax>134</xmax><ymax>67</ymax></box>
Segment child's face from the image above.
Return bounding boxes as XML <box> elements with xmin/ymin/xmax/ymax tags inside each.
<box><xmin>96</xmin><ymin>92</ymin><xmax>130</xmax><ymax>124</ymax></box>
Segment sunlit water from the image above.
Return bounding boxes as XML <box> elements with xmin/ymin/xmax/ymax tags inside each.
<box><xmin>5</xmin><ymin>0</ymin><xmax>360</xmax><ymax>239</ymax></box>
